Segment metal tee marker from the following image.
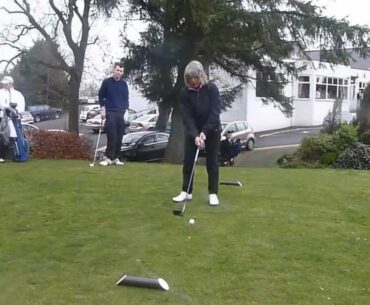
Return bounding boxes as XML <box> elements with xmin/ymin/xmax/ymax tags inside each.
<box><xmin>116</xmin><ymin>275</ymin><xmax>170</xmax><ymax>291</ymax></box>
<box><xmin>219</xmin><ymin>180</ymin><xmax>243</xmax><ymax>187</ymax></box>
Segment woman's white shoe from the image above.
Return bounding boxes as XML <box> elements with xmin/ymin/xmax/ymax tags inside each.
<box><xmin>172</xmin><ymin>191</ymin><xmax>192</xmax><ymax>202</ymax></box>
<box><xmin>209</xmin><ymin>194</ymin><xmax>219</xmax><ymax>206</ymax></box>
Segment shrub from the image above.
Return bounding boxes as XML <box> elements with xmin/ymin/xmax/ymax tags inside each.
<box><xmin>320</xmin><ymin>152</ymin><xmax>339</xmax><ymax>166</ymax></box>
<box><xmin>279</xmin><ymin>160</ymin><xmax>325</xmax><ymax>169</ymax></box>
<box><xmin>276</xmin><ymin>153</ymin><xmax>298</xmax><ymax>165</ymax></box>
<box><xmin>360</xmin><ymin>129</ymin><xmax>370</xmax><ymax>145</ymax></box>
<box><xmin>335</xmin><ymin>143</ymin><xmax>370</xmax><ymax>170</ymax></box>
<box><xmin>333</xmin><ymin>124</ymin><xmax>358</xmax><ymax>151</ymax></box>
<box><xmin>297</xmin><ymin>133</ymin><xmax>336</xmax><ymax>161</ymax></box>
<box><xmin>29</xmin><ymin>130</ymin><xmax>92</xmax><ymax>159</ymax></box>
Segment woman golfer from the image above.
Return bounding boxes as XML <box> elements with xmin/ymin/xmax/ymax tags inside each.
<box><xmin>172</xmin><ymin>60</ymin><xmax>221</xmax><ymax>206</ymax></box>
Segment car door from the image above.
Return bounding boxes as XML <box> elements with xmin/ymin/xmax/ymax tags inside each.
<box><xmin>234</xmin><ymin>122</ymin><xmax>248</xmax><ymax>146</ymax></box>
<box><xmin>45</xmin><ymin>105</ymin><xmax>54</xmax><ymax>119</ymax></box>
<box><xmin>135</xmin><ymin>134</ymin><xmax>157</xmax><ymax>161</ymax></box>
<box><xmin>153</xmin><ymin>133</ymin><xmax>169</xmax><ymax>160</ymax></box>
<box><xmin>40</xmin><ymin>105</ymin><xmax>50</xmax><ymax>120</ymax></box>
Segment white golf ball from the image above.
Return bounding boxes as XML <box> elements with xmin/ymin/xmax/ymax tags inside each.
<box><xmin>189</xmin><ymin>218</ymin><xmax>195</xmax><ymax>224</ymax></box>
<box><xmin>89</xmin><ymin>164</ymin><xmax>94</xmax><ymax>167</ymax></box>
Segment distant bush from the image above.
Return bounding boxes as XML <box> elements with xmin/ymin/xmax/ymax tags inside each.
<box><xmin>333</xmin><ymin>124</ymin><xmax>358</xmax><ymax>151</ymax></box>
<box><xmin>28</xmin><ymin>130</ymin><xmax>91</xmax><ymax>159</ymax></box>
<box><xmin>335</xmin><ymin>143</ymin><xmax>370</xmax><ymax>170</ymax></box>
<box><xmin>360</xmin><ymin>129</ymin><xmax>370</xmax><ymax>145</ymax></box>
<box><xmin>297</xmin><ymin>134</ymin><xmax>336</xmax><ymax>161</ymax></box>
<box><xmin>279</xmin><ymin>160</ymin><xmax>325</xmax><ymax>169</ymax></box>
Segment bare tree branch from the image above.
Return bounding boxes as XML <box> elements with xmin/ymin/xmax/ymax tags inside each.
<box><xmin>87</xmin><ymin>36</ymin><xmax>98</xmax><ymax>46</ymax></box>
<box><xmin>0</xmin><ymin>52</ymin><xmax>25</xmax><ymax>72</ymax></box>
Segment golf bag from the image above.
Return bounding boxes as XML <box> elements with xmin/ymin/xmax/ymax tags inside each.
<box><xmin>9</xmin><ymin>110</ymin><xmax>29</xmax><ymax>162</ymax></box>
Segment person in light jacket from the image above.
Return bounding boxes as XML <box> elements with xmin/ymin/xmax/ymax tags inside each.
<box><xmin>0</xmin><ymin>76</ymin><xmax>25</xmax><ymax>163</ymax></box>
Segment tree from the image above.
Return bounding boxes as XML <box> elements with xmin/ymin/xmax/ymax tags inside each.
<box><xmin>358</xmin><ymin>84</ymin><xmax>370</xmax><ymax>136</ymax></box>
<box><xmin>0</xmin><ymin>0</ymin><xmax>121</xmax><ymax>133</ymax></box>
<box><xmin>123</xmin><ymin>0</ymin><xmax>370</xmax><ymax>163</ymax></box>
<box><xmin>10</xmin><ymin>40</ymin><xmax>69</xmax><ymax>108</ymax></box>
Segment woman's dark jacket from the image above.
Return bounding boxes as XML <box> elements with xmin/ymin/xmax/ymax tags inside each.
<box><xmin>180</xmin><ymin>82</ymin><xmax>221</xmax><ymax>139</ymax></box>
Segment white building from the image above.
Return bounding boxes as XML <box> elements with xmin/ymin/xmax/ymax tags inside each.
<box><xmin>220</xmin><ymin>50</ymin><xmax>370</xmax><ymax>132</ymax></box>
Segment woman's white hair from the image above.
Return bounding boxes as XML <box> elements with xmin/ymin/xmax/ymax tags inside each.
<box><xmin>184</xmin><ymin>60</ymin><xmax>208</xmax><ymax>87</ymax></box>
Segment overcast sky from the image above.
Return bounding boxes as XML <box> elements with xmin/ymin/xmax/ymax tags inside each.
<box><xmin>1</xmin><ymin>0</ymin><xmax>369</xmax><ymax>73</ymax></box>
<box><xmin>0</xmin><ymin>0</ymin><xmax>369</xmax><ymax>109</ymax></box>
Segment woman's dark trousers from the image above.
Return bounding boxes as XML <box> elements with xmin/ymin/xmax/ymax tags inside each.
<box><xmin>182</xmin><ymin>131</ymin><xmax>220</xmax><ymax>194</ymax></box>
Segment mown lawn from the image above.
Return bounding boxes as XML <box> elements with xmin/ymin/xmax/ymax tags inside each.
<box><xmin>0</xmin><ymin>160</ymin><xmax>369</xmax><ymax>305</ymax></box>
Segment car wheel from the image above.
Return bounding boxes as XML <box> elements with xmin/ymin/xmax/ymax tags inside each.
<box><xmin>246</xmin><ymin>139</ymin><xmax>255</xmax><ymax>151</ymax></box>
<box><xmin>34</xmin><ymin>115</ymin><xmax>41</xmax><ymax>123</ymax></box>
<box><xmin>54</xmin><ymin>112</ymin><xmax>61</xmax><ymax>119</ymax></box>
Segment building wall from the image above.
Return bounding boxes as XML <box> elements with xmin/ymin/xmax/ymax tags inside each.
<box><xmin>246</xmin><ymin>77</ymin><xmax>293</xmax><ymax>132</ymax></box>
<box><xmin>218</xmin><ymin>59</ymin><xmax>370</xmax><ymax>131</ymax></box>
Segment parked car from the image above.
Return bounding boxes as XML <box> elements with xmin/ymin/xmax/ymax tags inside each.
<box><xmin>79</xmin><ymin>104</ymin><xmax>100</xmax><ymax>122</ymax></box>
<box><xmin>26</xmin><ymin>104</ymin><xmax>62</xmax><ymax>123</ymax></box>
<box><xmin>221</xmin><ymin>120</ymin><xmax>255</xmax><ymax>150</ymax></box>
<box><xmin>129</xmin><ymin>114</ymin><xmax>158</xmax><ymax>132</ymax></box>
<box><xmin>85</xmin><ymin>114</ymin><xmax>130</xmax><ymax>134</ymax></box>
<box><xmin>97</xmin><ymin>131</ymin><xmax>169</xmax><ymax>162</ymax></box>
<box><xmin>20</xmin><ymin>111</ymin><xmax>34</xmax><ymax>124</ymax></box>
<box><xmin>322</xmin><ymin>111</ymin><xmax>356</xmax><ymax>130</ymax></box>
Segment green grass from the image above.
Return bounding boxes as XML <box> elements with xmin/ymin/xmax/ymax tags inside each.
<box><xmin>1</xmin><ymin>160</ymin><xmax>369</xmax><ymax>305</ymax></box>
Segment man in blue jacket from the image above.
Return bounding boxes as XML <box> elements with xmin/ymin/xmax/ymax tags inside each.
<box><xmin>98</xmin><ymin>63</ymin><xmax>129</xmax><ymax>166</ymax></box>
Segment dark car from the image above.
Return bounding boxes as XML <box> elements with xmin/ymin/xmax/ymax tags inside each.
<box><xmin>26</xmin><ymin>104</ymin><xmax>62</xmax><ymax>122</ymax></box>
<box><xmin>97</xmin><ymin>131</ymin><xmax>169</xmax><ymax>162</ymax></box>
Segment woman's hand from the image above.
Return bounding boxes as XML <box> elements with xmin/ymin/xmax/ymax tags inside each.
<box><xmin>195</xmin><ymin>132</ymin><xmax>206</xmax><ymax>147</ymax></box>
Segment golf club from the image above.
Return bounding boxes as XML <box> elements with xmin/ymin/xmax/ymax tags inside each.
<box><xmin>89</xmin><ymin>119</ymin><xmax>103</xmax><ymax>167</ymax></box>
<box><xmin>173</xmin><ymin>147</ymin><xmax>200</xmax><ymax>216</ymax></box>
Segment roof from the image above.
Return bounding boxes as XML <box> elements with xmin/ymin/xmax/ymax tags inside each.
<box><xmin>304</xmin><ymin>49</ymin><xmax>370</xmax><ymax>71</ymax></box>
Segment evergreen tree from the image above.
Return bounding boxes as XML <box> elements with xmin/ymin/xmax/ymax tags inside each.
<box><xmin>10</xmin><ymin>40</ymin><xmax>69</xmax><ymax>109</ymax></box>
<box><xmin>123</xmin><ymin>0</ymin><xmax>370</xmax><ymax>162</ymax></box>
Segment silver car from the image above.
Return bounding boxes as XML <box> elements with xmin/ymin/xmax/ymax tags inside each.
<box><xmin>129</xmin><ymin>114</ymin><xmax>158</xmax><ymax>132</ymax></box>
<box><xmin>221</xmin><ymin>120</ymin><xmax>255</xmax><ymax>150</ymax></box>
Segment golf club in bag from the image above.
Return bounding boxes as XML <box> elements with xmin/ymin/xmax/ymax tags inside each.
<box><xmin>90</xmin><ymin>120</ymin><xmax>103</xmax><ymax>167</ymax></box>
<box><xmin>173</xmin><ymin>147</ymin><xmax>200</xmax><ymax>217</ymax></box>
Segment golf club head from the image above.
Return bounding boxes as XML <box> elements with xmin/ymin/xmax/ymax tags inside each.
<box><xmin>172</xmin><ymin>208</ymin><xmax>184</xmax><ymax>216</ymax></box>
<box><xmin>89</xmin><ymin>163</ymin><xmax>94</xmax><ymax>167</ymax></box>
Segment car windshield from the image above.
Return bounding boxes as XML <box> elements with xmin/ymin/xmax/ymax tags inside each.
<box><xmin>122</xmin><ymin>133</ymin><xmax>143</xmax><ymax>145</ymax></box>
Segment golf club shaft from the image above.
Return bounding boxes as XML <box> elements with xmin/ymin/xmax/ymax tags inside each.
<box><xmin>181</xmin><ymin>147</ymin><xmax>200</xmax><ymax>213</ymax></box>
<box><xmin>91</xmin><ymin>120</ymin><xmax>103</xmax><ymax>165</ymax></box>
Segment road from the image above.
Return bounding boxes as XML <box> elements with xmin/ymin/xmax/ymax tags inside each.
<box><xmin>255</xmin><ymin>126</ymin><xmax>322</xmax><ymax>148</ymax></box>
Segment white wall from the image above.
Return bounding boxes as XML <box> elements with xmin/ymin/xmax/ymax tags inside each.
<box><xmin>220</xmin><ymin>86</ymin><xmax>247</xmax><ymax>122</ymax></box>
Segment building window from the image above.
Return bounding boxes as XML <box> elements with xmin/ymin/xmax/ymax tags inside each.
<box><xmin>298</xmin><ymin>76</ymin><xmax>310</xmax><ymax>98</ymax></box>
<box><xmin>256</xmin><ymin>72</ymin><xmax>283</xmax><ymax>98</ymax></box>
<box><xmin>316</xmin><ymin>76</ymin><xmax>349</xmax><ymax>100</ymax></box>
